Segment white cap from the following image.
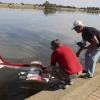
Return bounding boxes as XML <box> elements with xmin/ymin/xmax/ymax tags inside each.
<box><xmin>72</xmin><ymin>20</ymin><xmax>84</xmax><ymax>30</ymax></box>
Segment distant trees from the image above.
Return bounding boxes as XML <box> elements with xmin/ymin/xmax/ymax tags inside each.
<box><xmin>21</xmin><ymin>3</ymin><xmax>24</xmax><ymax>5</ymax></box>
<box><xmin>67</xmin><ymin>6</ymin><xmax>76</xmax><ymax>8</ymax></box>
<box><xmin>86</xmin><ymin>7</ymin><xmax>100</xmax><ymax>13</ymax></box>
<box><xmin>43</xmin><ymin>1</ymin><xmax>77</xmax><ymax>9</ymax></box>
<box><xmin>1</xmin><ymin>0</ymin><xmax>100</xmax><ymax>14</ymax></box>
<box><xmin>8</xmin><ymin>2</ymin><xmax>14</xmax><ymax>6</ymax></box>
<box><xmin>43</xmin><ymin>1</ymin><xmax>56</xmax><ymax>9</ymax></box>
<box><xmin>42</xmin><ymin>0</ymin><xmax>100</xmax><ymax>12</ymax></box>
<box><xmin>43</xmin><ymin>1</ymin><xmax>50</xmax><ymax>6</ymax></box>
<box><xmin>56</xmin><ymin>5</ymin><xmax>76</xmax><ymax>8</ymax></box>
<box><xmin>87</xmin><ymin>7</ymin><xmax>100</xmax><ymax>10</ymax></box>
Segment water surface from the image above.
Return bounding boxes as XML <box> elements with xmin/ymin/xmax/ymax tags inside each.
<box><xmin>0</xmin><ymin>8</ymin><xmax>100</xmax><ymax>65</ymax></box>
<box><xmin>0</xmin><ymin>8</ymin><xmax>100</xmax><ymax>100</ymax></box>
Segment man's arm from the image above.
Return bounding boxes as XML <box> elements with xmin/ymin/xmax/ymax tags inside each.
<box><xmin>83</xmin><ymin>35</ymin><xmax>99</xmax><ymax>49</ymax></box>
<box><xmin>50</xmin><ymin>52</ymin><xmax>57</xmax><ymax>66</ymax></box>
<box><xmin>76</xmin><ymin>40</ymin><xmax>86</xmax><ymax>57</ymax></box>
<box><xmin>76</xmin><ymin>36</ymin><xmax>99</xmax><ymax>57</ymax></box>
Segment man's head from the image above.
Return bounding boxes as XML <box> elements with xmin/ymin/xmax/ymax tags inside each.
<box><xmin>72</xmin><ymin>20</ymin><xmax>84</xmax><ymax>33</ymax></box>
<box><xmin>51</xmin><ymin>39</ymin><xmax>62</xmax><ymax>51</ymax></box>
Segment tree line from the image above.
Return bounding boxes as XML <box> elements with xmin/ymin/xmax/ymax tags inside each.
<box><xmin>0</xmin><ymin>1</ymin><xmax>100</xmax><ymax>10</ymax></box>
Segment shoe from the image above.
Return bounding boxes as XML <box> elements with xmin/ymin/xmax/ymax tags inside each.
<box><xmin>65</xmin><ymin>78</ymin><xmax>73</xmax><ymax>85</ymax></box>
<box><xmin>68</xmin><ymin>78</ymin><xmax>73</xmax><ymax>85</ymax></box>
<box><xmin>79</xmin><ymin>75</ymin><xmax>91</xmax><ymax>79</ymax></box>
<box><xmin>51</xmin><ymin>82</ymin><xmax>69</xmax><ymax>89</ymax></box>
<box><xmin>82</xmin><ymin>70</ymin><xmax>88</xmax><ymax>73</ymax></box>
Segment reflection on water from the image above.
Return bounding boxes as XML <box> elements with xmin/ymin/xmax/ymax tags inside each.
<box><xmin>87</xmin><ymin>10</ymin><xmax>99</xmax><ymax>14</ymax></box>
<box><xmin>43</xmin><ymin>8</ymin><xmax>100</xmax><ymax>16</ymax></box>
<box><xmin>43</xmin><ymin>9</ymin><xmax>56</xmax><ymax>15</ymax></box>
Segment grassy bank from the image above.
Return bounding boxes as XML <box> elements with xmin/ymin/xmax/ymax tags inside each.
<box><xmin>0</xmin><ymin>3</ymin><xmax>84</xmax><ymax>12</ymax></box>
<box><xmin>0</xmin><ymin>3</ymin><xmax>79</xmax><ymax>11</ymax></box>
<box><xmin>0</xmin><ymin>3</ymin><xmax>100</xmax><ymax>13</ymax></box>
<box><xmin>0</xmin><ymin>3</ymin><xmax>45</xmax><ymax>9</ymax></box>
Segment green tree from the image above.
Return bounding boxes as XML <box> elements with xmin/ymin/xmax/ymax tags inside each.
<box><xmin>45</xmin><ymin>4</ymin><xmax>56</xmax><ymax>9</ymax></box>
<box><xmin>21</xmin><ymin>3</ymin><xmax>24</xmax><ymax>5</ymax></box>
<box><xmin>43</xmin><ymin>1</ymin><xmax>56</xmax><ymax>9</ymax></box>
<box><xmin>43</xmin><ymin>1</ymin><xmax>50</xmax><ymax>6</ymax></box>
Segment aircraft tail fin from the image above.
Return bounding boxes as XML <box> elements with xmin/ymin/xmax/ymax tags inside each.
<box><xmin>0</xmin><ymin>56</ymin><xmax>5</xmax><ymax>68</ymax></box>
<box><xmin>0</xmin><ymin>56</ymin><xmax>4</xmax><ymax>63</ymax></box>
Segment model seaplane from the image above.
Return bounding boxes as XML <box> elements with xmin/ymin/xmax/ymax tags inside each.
<box><xmin>0</xmin><ymin>56</ymin><xmax>58</xmax><ymax>89</ymax></box>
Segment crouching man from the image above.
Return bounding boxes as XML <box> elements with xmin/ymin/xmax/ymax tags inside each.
<box><xmin>46</xmin><ymin>39</ymin><xmax>83</xmax><ymax>89</ymax></box>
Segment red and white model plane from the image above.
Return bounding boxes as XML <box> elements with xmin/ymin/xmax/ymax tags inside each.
<box><xmin>0</xmin><ymin>56</ymin><xmax>58</xmax><ymax>86</ymax></box>
<box><xmin>0</xmin><ymin>56</ymin><xmax>46</xmax><ymax>82</ymax></box>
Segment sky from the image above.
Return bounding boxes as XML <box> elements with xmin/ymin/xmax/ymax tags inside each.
<box><xmin>1</xmin><ymin>0</ymin><xmax>100</xmax><ymax>8</ymax></box>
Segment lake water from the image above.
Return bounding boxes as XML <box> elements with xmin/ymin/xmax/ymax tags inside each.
<box><xmin>0</xmin><ymin>8</ymin><xmax>100</xmax><ymax>99</ymax></box>
<box><xmin>0</xmin><ymin>8</ymin><xmax>100</xmax><ymax>66</ymax></box>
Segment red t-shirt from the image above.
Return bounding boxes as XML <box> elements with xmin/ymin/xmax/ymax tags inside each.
<box><xmin>50</xmin><ymin>45</ymin><xmax>83</xmax><ymax>75</ymax></box>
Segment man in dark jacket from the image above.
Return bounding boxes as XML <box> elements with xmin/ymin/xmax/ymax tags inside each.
<box><xmin>72</xmin><ymin>20</ymin><xmax>100</xmax><ymax>78</ymax></box>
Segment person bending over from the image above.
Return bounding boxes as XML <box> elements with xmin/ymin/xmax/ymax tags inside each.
<box><xmin>46</xmin><ymin>39</ymin><xmax>83</xmax><ymax>89</ymax></box>
<box><xmin>72</xmin><ymin>20</ymin><xmax>100</xmax><ymax>78</ymax></box>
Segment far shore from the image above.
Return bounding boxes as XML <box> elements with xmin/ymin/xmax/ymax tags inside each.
<box><xmin>0</xmin><ymin>3</ymin><xmax>100</xmax><ymax>13</ymax></box>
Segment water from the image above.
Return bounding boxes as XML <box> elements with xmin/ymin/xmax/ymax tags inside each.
<box><xmin>0</xmin><ymin>8</ymin><xmax>100</xmax><ymax>64</ymax></box>
<box><xmin>0</xmin><ymin>8</ymin><xmax>100</xmax><ymax>99</ymax></box>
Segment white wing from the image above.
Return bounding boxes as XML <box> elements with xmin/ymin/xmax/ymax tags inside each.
<box><xmin>0</xmin><ymin>65</ymin><xmax>4</xmax><ymax>68</ymax></box>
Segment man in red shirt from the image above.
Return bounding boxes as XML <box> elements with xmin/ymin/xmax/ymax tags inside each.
<box><xmin>46</xmin><ymin>39</ymin><xmax>83</xmax><ymax>89</ymax></box>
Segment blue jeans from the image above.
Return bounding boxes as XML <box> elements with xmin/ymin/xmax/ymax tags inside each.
<box><xmin>85</xmin><ymin>47</ymin><xmax>100</xmax><ymax>77</ymax></box>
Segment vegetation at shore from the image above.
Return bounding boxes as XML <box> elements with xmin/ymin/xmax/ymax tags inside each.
<box><xmin>0</xmin><ymin>1</ymin><xmax>100</xmax><ymax>13</ymax></box>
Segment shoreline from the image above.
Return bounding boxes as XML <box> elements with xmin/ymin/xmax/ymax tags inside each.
<box><xmin>0</xmin><ymin>3</ymin><xmax>100</xmax><ymax>13</ymax></box>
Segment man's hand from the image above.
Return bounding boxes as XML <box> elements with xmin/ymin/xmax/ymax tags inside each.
<box><xmin>81</xmin><ymin>46</ymin><xmax>87</xmax><ymax>50</ymax></box>
<box><xmin>76</xmin><ymin>51</ymin><xmax>80</xmax><ymax>57</ymax></box>
<box><xmin>76</xmin><ymin>47</ymin><xmax>84</xmax><ymax>57</ymax></box>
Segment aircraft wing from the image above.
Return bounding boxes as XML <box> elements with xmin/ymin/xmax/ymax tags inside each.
<box><xmin>0</xmin><ymin>65</ymin><xmax>4</xmax><ymax>68</ymax></box>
